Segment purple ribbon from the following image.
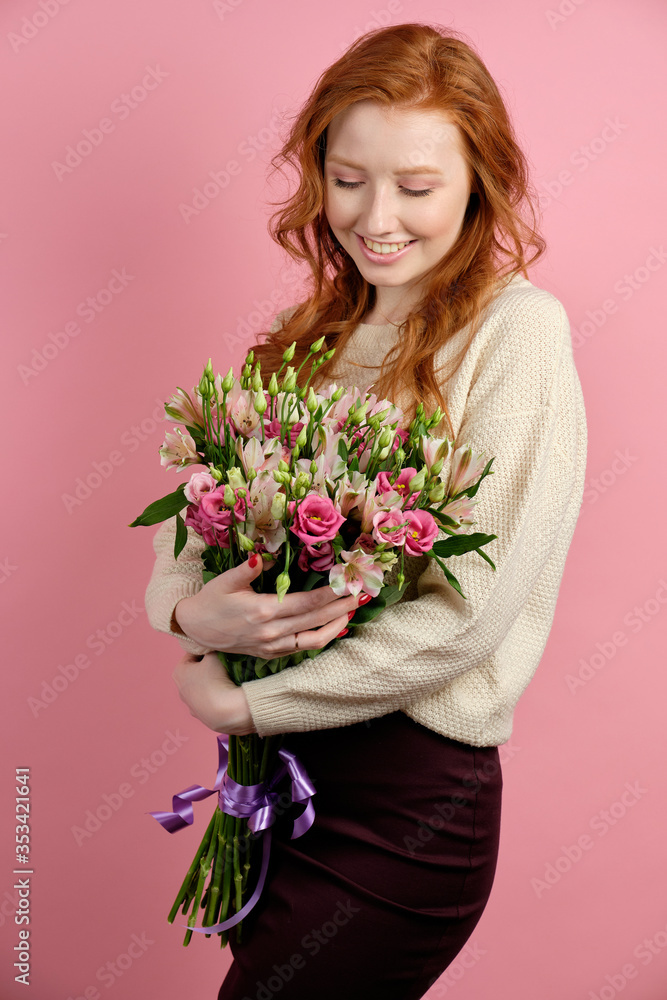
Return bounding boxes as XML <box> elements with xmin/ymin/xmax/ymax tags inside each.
<box><xmin>149</xmin><ymin>736</ymin><xmax>316</xmax><ymax>934</ymax></box>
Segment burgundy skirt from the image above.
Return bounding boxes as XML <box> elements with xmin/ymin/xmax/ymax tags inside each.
<box><xmin>218</xmin><ymin>711</ymin><xmax>502</xmax><ymax>1000</ymax></box>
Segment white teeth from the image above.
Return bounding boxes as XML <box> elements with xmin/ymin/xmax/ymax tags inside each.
<box><xmin>363</xmin><ymin>237</ymin><xmax>413</xmax><ymax>253</ymax></box>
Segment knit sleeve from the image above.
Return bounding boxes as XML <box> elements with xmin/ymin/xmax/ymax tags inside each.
<box><xmin>144</xmin><ymin>517</ymin><xmax>212</xmax><ymax>656</ymax></box>
<box><xmin>241</xmin><ymin>291</ymin><xmax>587</xmax><ymax>736</ymax></box>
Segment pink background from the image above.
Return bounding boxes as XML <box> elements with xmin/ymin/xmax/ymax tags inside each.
<box><xmin>2</xmin><ymin>0</ymin><xmax>666</xmax><ymax>997</ymax></box>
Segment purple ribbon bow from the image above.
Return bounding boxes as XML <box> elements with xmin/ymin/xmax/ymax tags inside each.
<box><xmin>149</xmin><ymin>736</ymin><xmax>316</xmax><ymax>934</ymax></box>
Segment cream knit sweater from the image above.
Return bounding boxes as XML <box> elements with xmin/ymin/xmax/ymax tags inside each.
<box><xmin>144</xmin><ymin>274</ymin><xmax>587</xmax><ymax>746</ymax></box>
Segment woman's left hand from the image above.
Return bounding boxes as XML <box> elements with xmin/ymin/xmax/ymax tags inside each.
<box><xmin>172</xmin><ymin>652</ymin><xmax>256</xmax><ymax>736</ymax></box>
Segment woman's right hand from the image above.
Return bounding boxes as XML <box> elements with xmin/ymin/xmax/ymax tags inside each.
<box><xmin>173</xmin><ymin>554</ymin><xmax>364</xmax><ymax>657</ymax></box>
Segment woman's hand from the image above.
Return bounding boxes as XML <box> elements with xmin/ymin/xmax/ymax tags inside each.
<box><xmin>173</xmin><ymin>554</ymin><xmax>364</xmax><ymax>656</ymax></box>
<box><xmin>172</xmin><ymin>652</ymin><xmax>256</xmax><ymax>735</ymax></box>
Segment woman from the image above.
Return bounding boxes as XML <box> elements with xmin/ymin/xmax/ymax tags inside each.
<box><xmin>144</xmin><ymin>23</ymin><xmax>587</xmax><ymax>999</ymax></box>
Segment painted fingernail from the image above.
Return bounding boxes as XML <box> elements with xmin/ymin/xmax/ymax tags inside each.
<box><xmin>358</xmin><ymin>593</ymin><xmax>372</xmax><ymax>605</ymax></box>
<box><xmin>347</xmin><ymin>610</ymin><xmax>355</xmax><ymax>621</ymax></box>
<box><xmin>248</xmin><ymin>553</ymin><xmax>259</xmax><ymax>568</ymax></box>
<box><xmin>336</xmin><ymin>628</ymin><xmax>349</xmax><ymax>638</ymax></box>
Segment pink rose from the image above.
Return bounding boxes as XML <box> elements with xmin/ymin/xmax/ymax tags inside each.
<box><xmin>403</xmin><ymin>509</ymin><xmax>439</xmax><ymax>556</ymax></box>
<box><xmin>376</xmin><ymin>468</ymin><xmax>419</xmax><ymax>508</ymax></box>
<box><xmin>288</xmin><ymin>493</ymin><xmax>346</xmax><ymax>545</ymax></box>
<box><xmin>185</xmin><ymin>491</ymin><xmax>232</xmax><ymax>548</ymax></box>
<box><xmin>199</xmin><ymin>489</ymin><xmax>233</xmax><ymax>529</ymax></box>
<box><xmin>201</xmin><ymin>524</ymin><xmax>230</xmax><ymax>548</ymax></box>
<box><xmin>184</xmin><ymin>503</ymin><xmax>204</xmax><ymax>535</ymax></box>
<box><xmin>263</xmin><ymin>418</ymin><xmax>305</xmax><ymax>448</ymax></box>
<box><xmin>184</xmin><ymin>471</ymin><xmax>218</xmax><ymax>503</ymax></box>
<box><xmin>371</xmin><ymin>508</ymin><xmax>408</xmax><ymax>547</ymax></box>
<box><xmin>353</xmin><ymin>532</ymin><xmax>376</xmax><ymax>554</ymax></box>
<box><xmin>392</xmin><ymin>428</ymin><xmax>409</xmax><ymax>452</ymax></box>
<box><xmin>198</xmin><ymin>491</ymin><xmax>233</xmax><ymax>549</ymax></box>
<box><xmin>297</xmin><ymin>540</ymin><xmax>336</xmax><ymax>573</ymax></box>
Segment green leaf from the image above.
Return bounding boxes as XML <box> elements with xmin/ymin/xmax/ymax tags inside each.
<box><xmin>348</xmin><ymin>580</ymin><xmax>409</xmax><ymax>626</ymax></box>
<box><xmin>382</xmin><ymin>581</ymin><xmax>409</xmax><ymax>607</ymax></box>
<box><xmin>439</xmin><ymin>559</ymin><xmax>466</xmax><ymax>599</ymax></box>
<box><xmin>337</xmin><ymin>438</ymin><xmax>349</xmax><ymax>461</ymax></box>
<box><xmin>348</xmin><ymin>603</ymin><xmax>382</xmax><ymax>625</ymax></box>
<box><xmin>431</xmin><ymin>531</ymin><xmax>497</xmax><ymax>558</ymax></box>
<box><xmin>430</xmin><ymin>554</ymin><xmax>466</xmax><ymax>598</ymax></box>
<box><xmin>184</xmin><ymin>424</ymin><xmax>205</xmax><ymax>441</ymax></box>
<box><xmin>173</xmin><ymin>512</ymin><xmax>188</xmax><ymax>559</ymax></box>
<box><xmin>302</xmin><ymin>570</ymin><xmax>325</xmax><ymax>592</ymax></box>
<box><xmin>129</xmin><ymin>483</ymin><xmax>189</xmax><ymax>526</ymax></box>
<box><xmin>254</xmin><ymin>660</ymin><xmax>270</xmax><ymax>678</ymax></box>
<box><xmin>475</xmin><ymin>548</ymin><xmax>497</xmax><ymax>570</ymax></box>
<box><xmin>202</xmin><ymin>570</ymin><xmax>218</xmax><ymax>584</ymax></box>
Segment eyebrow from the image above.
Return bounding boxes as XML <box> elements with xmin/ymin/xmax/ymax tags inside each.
<box><xmin>326</xmin><ymin>155</ymin><xmax>443</xmax><ymax>176</ymax></box>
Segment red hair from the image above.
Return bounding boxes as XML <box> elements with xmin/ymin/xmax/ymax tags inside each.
<box><xmin>252</xmin><ymin>22</ymin><xmax>545</xmax><ymax>438</ymax></box>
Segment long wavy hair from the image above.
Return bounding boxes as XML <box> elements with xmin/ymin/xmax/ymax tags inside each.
<box><xmin>251</xmin><ymin>22</ymin><xmax>545</xmax><ymax>439</ymax></box>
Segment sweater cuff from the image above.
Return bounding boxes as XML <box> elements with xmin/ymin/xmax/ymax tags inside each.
<box><xmin>175</xmin><ymin>633</ymin><xmax>213</xmax><ymax>657</ymax></box>
<box><xmin>147</xmin><ymin>583</ymin><xmax>213</xmax><ymax>657</ymax></box>
<box><xmin>241</xmin><ymin>673</ymin><xmax>311</xmax><ymax>737</ymax></box>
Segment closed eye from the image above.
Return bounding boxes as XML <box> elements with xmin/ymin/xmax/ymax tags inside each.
<box><xmin>332</xmin><ymin>178</ymin><xmax>434</xmax><ymax>198</ymax></box>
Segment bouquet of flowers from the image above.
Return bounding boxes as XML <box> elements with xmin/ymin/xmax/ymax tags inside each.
<box><xmin>130</xmin><ymin>336</ymin><xmax>497</xmax><ymax>947</ymax></box>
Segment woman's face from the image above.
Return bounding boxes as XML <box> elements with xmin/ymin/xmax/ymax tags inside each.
<box><xmin>323</xmin><ymin>101</ymin><xmax>472</xmax><ymax>318</ymax></box>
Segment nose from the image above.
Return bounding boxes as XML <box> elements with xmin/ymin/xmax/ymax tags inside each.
<box><xmin>362</xmin><ymin>183</ymin><xmax>400</xmax><ymax>239</ymax></box>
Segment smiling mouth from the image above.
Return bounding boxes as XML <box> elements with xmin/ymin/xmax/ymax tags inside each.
<box><xmin>361</xmin><ymin>236</ymin><xmax>417</xmax><ymax>254</ymax></box>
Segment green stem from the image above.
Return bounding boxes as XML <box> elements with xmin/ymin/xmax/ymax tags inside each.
<box><xmin>167</xmin><ymin>808</ymin><xmax>217</xmax><ymax>924</ymax></box>
<box><xmin>233</xmin><ymin>831</ymin><xmax>244</xmax><ymax>943</ymax></box>
<box><xmin>202</xmin><ymin>807</ymin><xmax>228</xmax><ymax>940</ymax></box>
<box><xmin>181</xmin><ymin>805</ymin><xmax>221</xmax><ymax>946</ymax></box>
<box><xmin>258</xmin><ymin>735</ymin><xmax>272</xmax><ymax>783</ymax></box>
<box><xmin>242</xmin><ymin>737</ymin><xmax>250</xmax><ymax>786</ymax></box>
<box><xmin>218</xmin><ymin>813</ymin><xmax>234</xmax><ymax>936</ymax></box>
